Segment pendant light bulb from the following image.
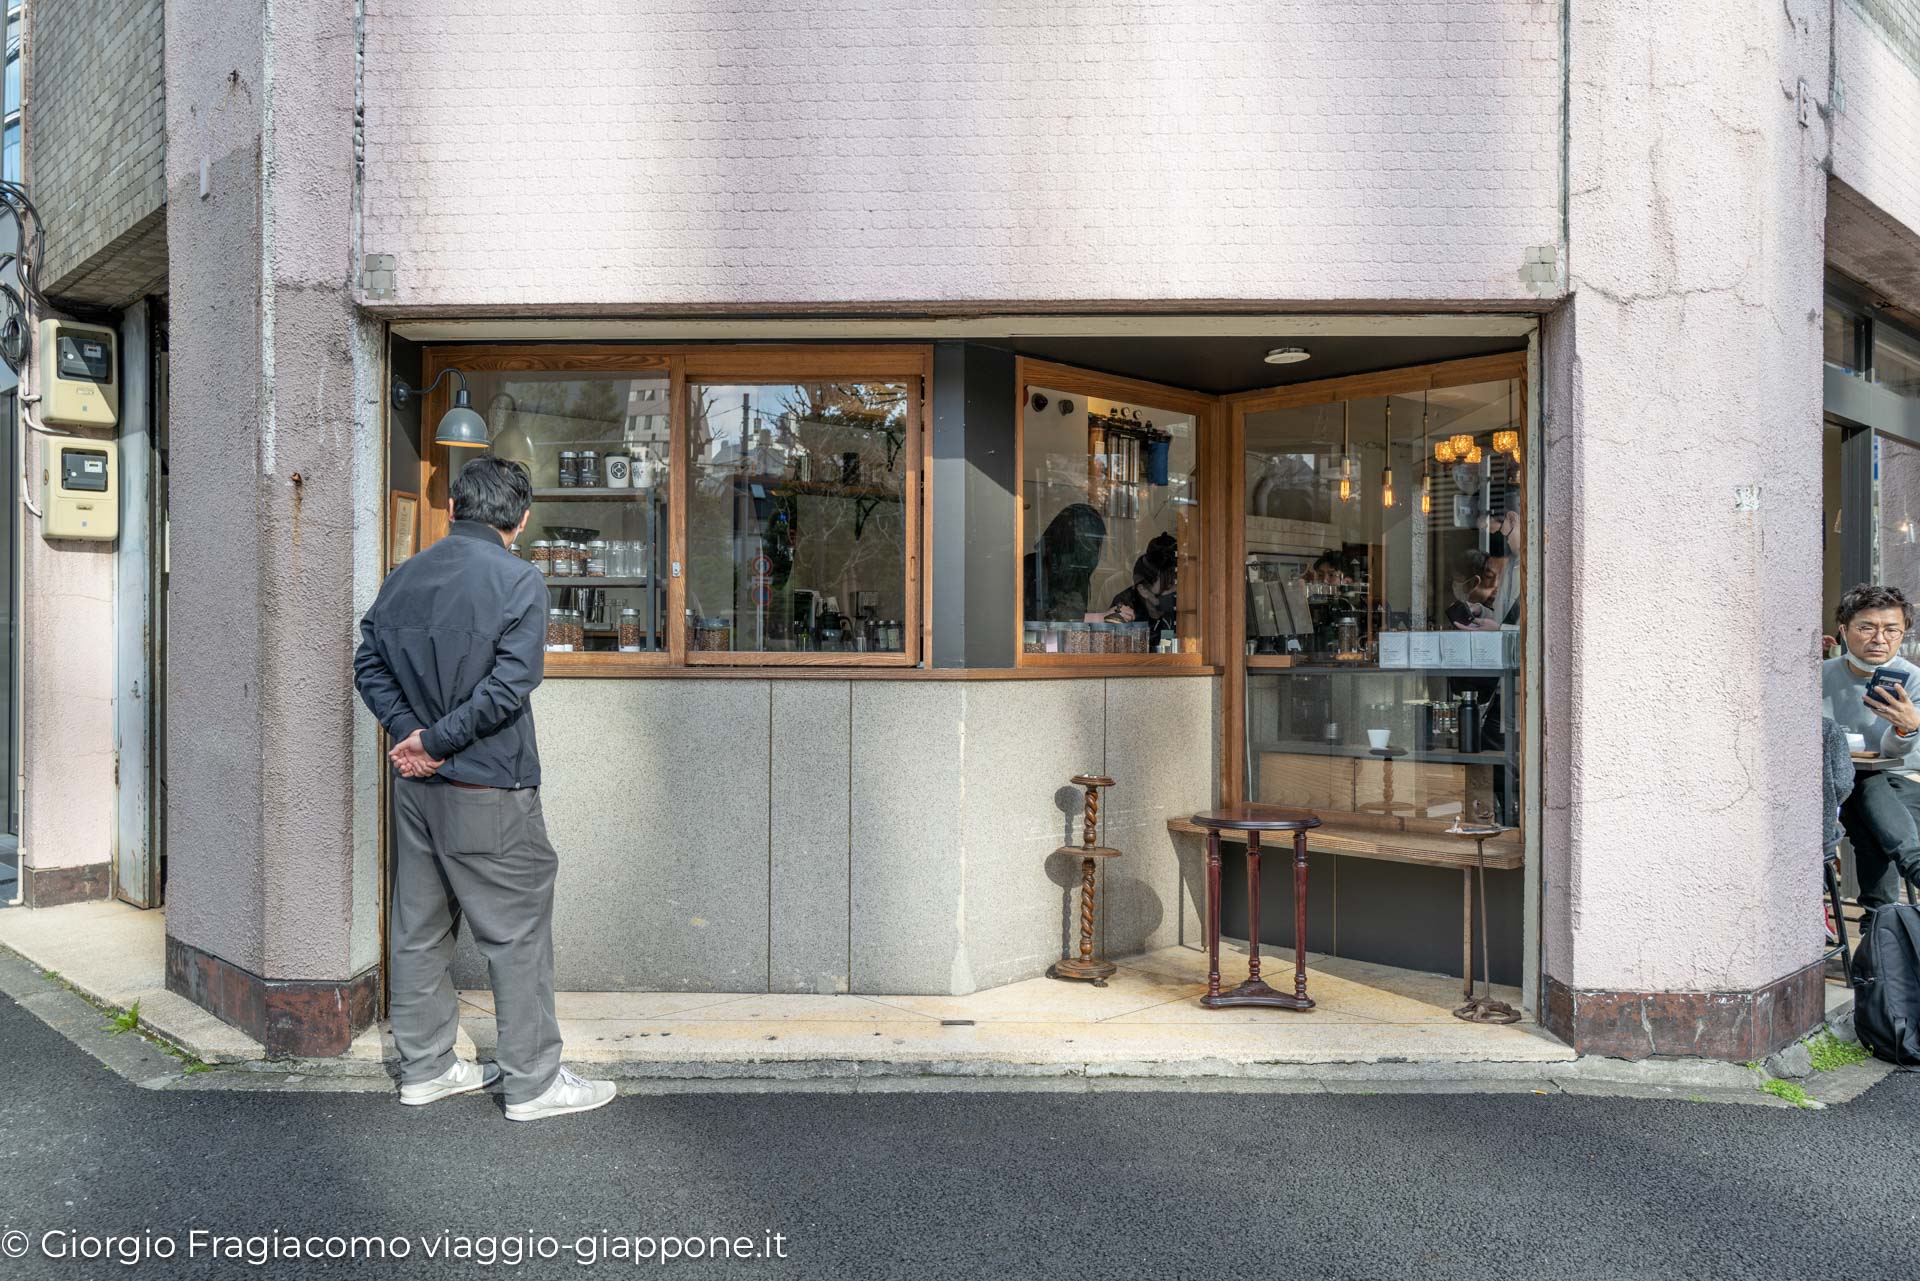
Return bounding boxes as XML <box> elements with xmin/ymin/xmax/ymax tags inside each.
<box><xmin>1420</xmin><ymin>472</ymin><xmax>1432</xmax><ymax>515</ymax></box>
<box><xmin>1380</xmin><ymin>400</ymin><xmax>1394</xmax><ymax>508</ymax></box>
<box><xmin>1337</xmin><ymin>401</ymin><xmax>1356</xmax><ymax>503</ymax></box>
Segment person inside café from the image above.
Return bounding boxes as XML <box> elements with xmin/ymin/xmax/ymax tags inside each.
<box><xmin>1108</xmin><ymin>532</ymin><xmax>1180</xmax><ymax>649</ymax></box>
<box><xmin>1826</xmin><ymin>583</ymin><xmax>1920</xmax><ymax>913</ymax></box>
<box><xmin>1446</xmin><ymin>548</ymin><xmax>1499</xmax><ymax>631</ymax></box>
<box><xmin>1024</xmin><ymin>502</ymin><xmax>1108</xmax><ymax>621</ymax></box>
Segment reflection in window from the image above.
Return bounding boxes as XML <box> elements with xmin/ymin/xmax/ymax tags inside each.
<box><xmin>1243</xmin><ymin>378</ymin><xmax>1525</xmax><ymax>827</ymax></box>
<box><xmin>1825</xmin><ymin>301</ymin><xmax>1864</xmax><ymax>375</ymax></box>
<box><xmin>687</xmin><ymin>380</ymin><xmax>913</xmax><ymax>655</ymax></box>
<box><xmin>461</xmin><ymin>370</ymin><xmax>671</xmax><ymax>654</ymax></box>
<box><xmin>1874</xmin><ymin>323</ymin><xmax>1920</xmax><ymax>399</ymax></box>
<box><xmin>1020</xmin><ymin>385</ymin><xmax>1200</xmax><ymax>655</ymax></box>
<box><xmin>1877</xmin><ymin>435</ymin><xmax>1920</xmax><ymax>663</ymax></box>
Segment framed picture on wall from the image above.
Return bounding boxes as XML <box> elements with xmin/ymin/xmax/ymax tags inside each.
<box><xmin>389</xmin><ymin>490</ymin><xmax>420</xmax><ymax>568</ymax></box>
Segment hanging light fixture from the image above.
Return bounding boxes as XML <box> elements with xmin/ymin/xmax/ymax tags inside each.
<box><xmin>1434</xmin><ymin>439</ymin><xmax>1457</xmax><ymax>464</ymax></box>
<box><xmin>391</xmin><ymin>367</ymin><xmax>491</xmax><ymax>449</ymax></box>
<box><xmin>1419</xmin><ymin>391</ymin><xmax>1432</xmax><ymax>515</ymax></box>
<box><xmin>1449</xmin><ymin>432</ymin><xmax>1474</xmax><ymax>457</ymax></box>
<box><xmin>1466</xmin><ymin>444</ymin><xmax>1484</xmax><ymax>465</ymax></box>
<box><xmin>1492</xmin><ymin>382</ymin><xmax>1520</xmax><ymax>460</ymax></box>
<box><xmin>1337</xmin><ymin>401</ymin><xmax>1357</xmax><ymax>503</ymax></box>
<box><xmin>1381</xmin><ymin>400</ymin><xmax>1395</xmax><ymax>508</ymax></box>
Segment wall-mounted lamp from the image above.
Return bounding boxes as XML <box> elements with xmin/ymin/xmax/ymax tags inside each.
<box><xmin>392</xmin><ymin>367</ymin><xmax>490</xmax><ymax>448</ymax></box>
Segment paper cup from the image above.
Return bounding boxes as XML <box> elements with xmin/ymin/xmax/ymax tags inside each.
<box><xmin>1367</xmin><ymin>728</ymin><xmax>1391</xmax><ymax>751</ymax></box>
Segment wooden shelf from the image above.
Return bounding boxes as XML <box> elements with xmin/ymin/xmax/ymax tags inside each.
<box><xmin>533</xmin><ymin>487</ymin><xmax>660</xmax><ymax>501</ymax></box>
<box><xmin>1249</xmin><ymin>664</ymin><xmax>1517</xmax><ymax>677</ymax></box>
<box><xmin>543</xmin><ymin>576</ymin><xmax>655</xmax><ymax>588</ymax></box>
<box><xmin>1250</xmin><ymin>740</ymin><xmax>1512</xmax><ymax>767</ymax></box>
<box><xmin>1166</xmin><ymin>815</ymin><xmax>1522</xmax><ymax>871</ymax></box>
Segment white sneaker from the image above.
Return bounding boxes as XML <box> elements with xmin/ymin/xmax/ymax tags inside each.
<box><xmin>398</xmin><ymin>1059</ymin><xmax>501</xmax><ymax>1106</ymax></box>
<box><xmin>504</xmin><ymin>1067</ymin><xmax>616</xmax><ymax>1122</ymax></box>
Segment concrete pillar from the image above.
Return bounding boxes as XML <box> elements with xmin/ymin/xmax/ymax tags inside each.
<box><xmin>162</xmin><ymin>0</ymin><xmax>380</xmax><ymax>1055</ymax></box>
<box><xmin>1541</xmin><ymin>1</ymin><xmax>1832</xmax><ymax>1058</ymax></box>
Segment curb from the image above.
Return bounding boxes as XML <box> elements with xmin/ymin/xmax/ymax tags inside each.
<box><xmin>0</xmin><ymin>940</ymin><xmax>1892</xmax><ymax>1105</ymax></box>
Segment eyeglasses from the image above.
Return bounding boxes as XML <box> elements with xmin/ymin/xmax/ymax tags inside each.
<box><xmin>1850</xmin><ymin>624</ymin><xmax>1908</xmax><ymax>640</ymax></box>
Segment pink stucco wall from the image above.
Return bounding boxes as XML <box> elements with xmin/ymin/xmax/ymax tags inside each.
<box><xmin>1544</xmin><ymin>0</ymin><xmax>1831</xmax><ymax>994</ymax></box>
<box><xmin>359</xmin><ymin>0</ymin><xmax>1563</xmax><ymax>308</ymax></box>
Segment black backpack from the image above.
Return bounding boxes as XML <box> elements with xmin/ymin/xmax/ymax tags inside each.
<box><xmin>1850</xmin><ymin>904</ymin><xmax>1920</xmax><ymax>1067</ymax></box>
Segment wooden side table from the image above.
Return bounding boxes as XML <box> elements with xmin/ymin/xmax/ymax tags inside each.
<box><xmin>1049</xmin><ymin>774</ymin><xmax>1120</xmax><ymax>985</ymax></box>
<box><xmin>1189</xmin><ymin>804</ymin><xmax>1322</xmax><ymax>1011</ymax></box>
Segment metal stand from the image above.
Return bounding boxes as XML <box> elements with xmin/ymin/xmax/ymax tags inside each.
<box><xmin>1049</xmin><ymin>774</ymin><xmax>1120</xmax><ymax>986</ymax></box>
<box><xmin>1447</xmin><ymin>819</ymin><xmax>1520</xmax><ymax>1024</ymax></box>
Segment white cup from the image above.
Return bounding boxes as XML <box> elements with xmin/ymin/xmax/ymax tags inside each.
<box><xmin>1367</xmin><ymin>728</ymin><xmax>1391</xmax><ymax>751</ymax></box>
<box><xmin>1846</xmin><ymin>731</ymin><xmax>1868</xmax><ymax>753</ymax></box>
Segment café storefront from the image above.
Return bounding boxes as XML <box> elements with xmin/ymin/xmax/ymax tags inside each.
<box><xmin>384</xmin><ymin>331</ymin><xmax>1538</xmax><ymax>1012</ymax></box>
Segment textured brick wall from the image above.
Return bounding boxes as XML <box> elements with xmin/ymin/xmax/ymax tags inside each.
<box><xmin>26</xmin><ymin>0</ymin><xmax>167</xmax><ymax>304</ymax></box>
<box><xmin>1834</xmin><ymin>0</ymin><xmax>1920</xmax><ymax>239</ymax></box>
<box><xmin>361</xmin><ymin>0</ymin><xmax>1563</xmax><ymax>308</ymax></box>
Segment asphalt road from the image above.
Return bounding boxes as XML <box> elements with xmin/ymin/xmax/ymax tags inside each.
<box><xmin>2</xmin><ymin>986</ymin><xmax>1916</xmax><ymax>1281</ymax></box>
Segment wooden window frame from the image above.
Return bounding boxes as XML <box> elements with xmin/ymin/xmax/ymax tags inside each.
<box><xmin>418</xmin><ymin>343</ymin><xmax>931</xmax><ymax>674</ymax></box>
<box><xmin>1218</xmin><ymin>350</ymin><xmax>1529</xmax><ymax>807</ymax></box>
<box><xmin>1014</xmin><ymin>357</ymin><xmax>1224</xmax><ymax>669</ymax></box>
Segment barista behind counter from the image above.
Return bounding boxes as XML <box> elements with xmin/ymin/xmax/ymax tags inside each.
<box><xmin>1108</xmin><ymin>532</ymin><xmax>1179</xmax><ymax>651</ymax></box>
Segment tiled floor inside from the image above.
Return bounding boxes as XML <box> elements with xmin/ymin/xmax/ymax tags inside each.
<box><xmin>348</xmin><ymin>941</ymin><xmax>1574</xmax><ymax>1070</ymax></box>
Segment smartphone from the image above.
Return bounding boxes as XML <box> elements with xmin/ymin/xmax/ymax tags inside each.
<box><xmin>1867</xmin><ymin>668</ymin><xmax>1907</xmax><ymax>701</ymax></box>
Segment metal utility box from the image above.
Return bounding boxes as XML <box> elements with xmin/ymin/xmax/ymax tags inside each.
<box><xmin>41</xmin><ymin>437</ymin><xmax>118</xmax><ymax>541</ymax></box>
<box><xmin>36</xmin><ymin>319</ymin><xmax>118</xmax><ymax>427</ymax></box>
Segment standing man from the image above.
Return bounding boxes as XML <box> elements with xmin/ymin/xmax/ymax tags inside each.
<box><xmin>354</xmin><ymin>456</ymin><xmax>614</xmax><ymax>1121</ymax></box>
<box><xmin>1826</xmin><ymin>584</ymin><xmax>1920</xmax><ymax>914</ymax></box>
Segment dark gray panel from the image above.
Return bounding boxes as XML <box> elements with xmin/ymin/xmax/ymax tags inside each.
<box><xmin>930</xmin><ymin>341</ymin><xmax>1017</xmax><ymax>668</ymax></box>
<box><xmin>1334</xmin><ymin>858</ymin><xmax>1523</xmax><ymax>987</ymax></box>
<box><xmin>995</xmin><ymin>335</ymin><xmax>1527</xmax><ymax>396</ymax></box>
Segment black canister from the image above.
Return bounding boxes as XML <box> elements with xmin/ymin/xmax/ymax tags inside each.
<box><xmin>558</xmin><ymin>450</ymin><xmax>579</xmax><ymax>488</ymax></box>
<box><xmin>1459</xmin><ymin>693</ymin><xmax>1480</xmax><ymax>754</ymax></box>
<box><xmin>579</xmin><ymin>450</ymin><xmax>601</xmax><ymax>488</ymax></box>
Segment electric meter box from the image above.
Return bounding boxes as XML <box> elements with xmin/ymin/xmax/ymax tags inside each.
<box><xmin>41</xmin><ymin>437</ymin><xmax>118</xmax><ymax>542</ymax></box>
<box><xmin>35</xmin><ymin>319</ymin><xmax>118</xmax><ymax>428</ymax></box>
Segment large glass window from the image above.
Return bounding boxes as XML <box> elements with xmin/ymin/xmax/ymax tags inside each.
<box><xmin>420</xmin><ymin>349</ymin><xmax>926</xmax><ymax>670</ymax></box>
<box><xmin>1874</xmin><ymin>323</ymin><xmax>1920</xmax><ymax>400</ymax></box>
<box><xmin>1018</xmin><ymin>364</ymin><xmax>1207</xmax><ymax>661</ymax></box>
<box><xmin>1876</xmin><ymin>434</ymin><xmax>1920</xmax><ymax>664</ymax></box>
<box><xmin>458</xmin><ymin>365</ymin><xmax>673</xmax><ymax>656</ymax></box>
<box><xmin>1241</xmin><ymin>374</ymin><xmax>1526</xmax><ymax>828</ymax></box>
<box><xmin>686</xmin><ymin>377</ymin><xmax>917</xmax><ymax>660</ymax></box>
<box><xmin>1826</xmin><ymin>299</ymin><xmax>1866</xmax><ymax>376</ymax></box>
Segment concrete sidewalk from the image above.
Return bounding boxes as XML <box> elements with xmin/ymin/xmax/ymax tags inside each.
<box><xmin>0</xmin><ymin>899</ymin><xmax>1874</xmax><ymax>1105</ymax></box>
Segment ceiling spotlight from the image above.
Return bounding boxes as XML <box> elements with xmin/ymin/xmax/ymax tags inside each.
<box><xmin>1263</xmin><ymin>347</ymin><xmax>1311</xmax><ymax>366</ymax></box>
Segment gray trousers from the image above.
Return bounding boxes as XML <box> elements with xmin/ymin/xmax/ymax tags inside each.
<box><xmin>390</xmin><ymin>778</ymin><xmax>563</xmax><ymax>1105</ymax></box>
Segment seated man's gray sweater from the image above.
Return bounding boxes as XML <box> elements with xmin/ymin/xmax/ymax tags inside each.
<box><xmin>1822</xmin><ymin>653</ymin><xmax>1920</xmax><ymax>761</ymax></box>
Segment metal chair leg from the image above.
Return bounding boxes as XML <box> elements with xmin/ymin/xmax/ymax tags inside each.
<box><xmin>1826</xmin><ymin>855</ymin><xmax>1852</xmax><ymax>975</ymax></box>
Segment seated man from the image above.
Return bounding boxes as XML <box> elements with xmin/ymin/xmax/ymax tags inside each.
<box><xmin>1827</xmin><ymin>584</ymin><xmax>1920</xmax><ymax>912</ymax></box>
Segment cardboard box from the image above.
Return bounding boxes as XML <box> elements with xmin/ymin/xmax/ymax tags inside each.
<box><xmin>1408</xmin><ymin>631</ymin><xmax>1442</xmax><ymax>667</ymax></box>
<box><xmin>1469</xmin><ymin>630</ymin><xmax>1505</xmax><ymax>669</ymax></box>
